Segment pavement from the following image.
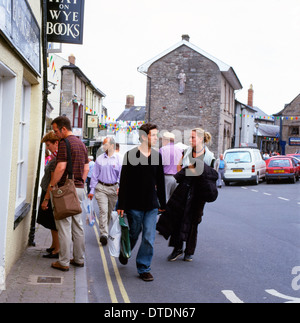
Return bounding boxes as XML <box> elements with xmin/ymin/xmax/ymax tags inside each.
<box><xmin>0</xmin><ymin>224</ymin><xmax>88</xmax><ymax>303</ymax></box>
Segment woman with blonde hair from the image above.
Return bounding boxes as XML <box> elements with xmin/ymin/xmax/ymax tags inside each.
<box><xmin>180</xmin><ymin>128</ymin><xmax>214</xmax><ymax>171</ymax></box>
<box><xmin>37</xmin><ymin>131</ymin><xmax>60</xmax><ymax>258</ymax></box>
<box><xmin>158</xmin><ymin>127</ymin><xmax>217</xmax><ymax>262</ymax></box>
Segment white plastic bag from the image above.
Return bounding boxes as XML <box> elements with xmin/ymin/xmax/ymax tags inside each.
<box><xmin>108</xmin><ymin>211</ymin><xmax>121</xmax><ymax>257</ymax></box>
<box><xmin>82</xmin><ymin>198</ymin><xmax>96</xmax><ymax>227</ymax></box>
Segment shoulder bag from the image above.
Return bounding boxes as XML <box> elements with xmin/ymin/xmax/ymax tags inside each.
<box><xmin>51</xmin><ymin>138</ymin><xmax>82</xmax><ymax>221</ymax></box>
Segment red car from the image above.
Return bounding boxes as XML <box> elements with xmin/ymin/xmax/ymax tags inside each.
<box><xmin>287</xmin><ymin>153</ymin><xmax>300</xmax><ymax>160</ymax></box>
<box><xmin>266</xmin><ymin>157</ymin><xmax>300</xmax><ymax>184</ymax></box>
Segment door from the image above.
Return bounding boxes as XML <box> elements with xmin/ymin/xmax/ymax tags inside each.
<box><xmin>0</xmin><ymin>63</ymin><xmax>16</xmax><ymax>290</ymax></box>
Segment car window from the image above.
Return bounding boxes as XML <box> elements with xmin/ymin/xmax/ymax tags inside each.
<box><xmin>225</xmin><ymin>151</ymin><xmax>252</xmax><ymax>163</ymax></box>
<box><xmin>269</xmin><ymin>159</ymin><xmax>291</xmax><ymax>167</ymax></box>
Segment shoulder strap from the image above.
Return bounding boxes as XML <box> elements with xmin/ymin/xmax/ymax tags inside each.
<box><xmin>63</xmin><ymin>138</ymin><xmax>73</xmax><ymax>179</ymax></box>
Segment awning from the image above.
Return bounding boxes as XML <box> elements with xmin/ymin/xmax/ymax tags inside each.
<box><xmin>254</xmin><ymin>124</ymin><xmax>280</xmax><ymax>138</ymax></box>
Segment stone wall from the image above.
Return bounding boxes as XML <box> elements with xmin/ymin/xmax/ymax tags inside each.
<box><xmin>146</xmin><ymin>44</ymin><xmax>222</xmax><ymax>155</ymax></box>
<box><xmin>281</xmin><ymin>94</ymin><xmax>300</xmax><ymax>154</ymax></box>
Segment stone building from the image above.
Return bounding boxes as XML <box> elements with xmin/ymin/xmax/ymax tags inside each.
<box><xmin>138</xmin><ymin>35</ymin><xmax>242</xmax><ymax>155</ymax></box>
<box><xmin>274</xmin><ymin>93</ymin><xmax>300</xmax><ymax>154</ymax></box>
<box><xmin>60</xmin><ymin>55</ymin><xmax>106</xmax><ymax>153</ymax></box>
<box><xmin>235</xmin><ymin>85</ymin><xmax>279</xmax><ymax>153</ymax></box>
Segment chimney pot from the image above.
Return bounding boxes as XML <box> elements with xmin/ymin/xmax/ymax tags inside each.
<box><xmin>68</xmin><ymin>54</ymin><xmax>76</xmax><ymax>65</ymax></box>
<box><xmin>126</xmin><ymin>95</ymin><xmax>135</xmax><ymax>109</ymax></box>
<box><xmin>182</xmin><ymin>34</ymin><xmax>190</xmax><ymax>42</ymax></box>
<box><xmin>248</xmin><ymin>84</ymin><xmax>254</xmax><ymax>107</ymax></box>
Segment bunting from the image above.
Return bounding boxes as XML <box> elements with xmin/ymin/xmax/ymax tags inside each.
<box><xmin>238</xmin><ymin>114</ymin><xmax>300</xmax><ymax>121</ymax></box>
<box><xmin>98</xmin><ymin>120</ymin><xmax>145</xmax><ymax>133</ymax></box>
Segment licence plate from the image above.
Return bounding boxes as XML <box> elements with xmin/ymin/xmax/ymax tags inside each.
<box><xmin>274</xmin><ymin>170</ymin><xmax>285</xmax><ymax>173</ymax></box>
<box><xmin>233</xmin><ymin>169</ymin><xmax>243</xmax><ymax>173</ymax></box>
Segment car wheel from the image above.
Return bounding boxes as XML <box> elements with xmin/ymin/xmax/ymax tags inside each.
<box><xmin>291</xmin><ymin>175</ymin><xmax>296</xmax><ymax>184</ymax></box>
<box><xmin>253</xmin><ymin>175</ymin><xmax>259</xmax><ymax>185</ymax></box>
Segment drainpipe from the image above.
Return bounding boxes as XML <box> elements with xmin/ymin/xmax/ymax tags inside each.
<box><xmin>28</xmin><ymin>0</ymin><xmax>49</xmax><ymax>246</ymax></box>
<box><xmin>147</xmin><ymin>75</ymin><xmax>152</xmax><ymax>122</ymax></box>
<box><xmin>138</xmin><ymin>69</ymin><xmax>152</xmax><ymax>122</ymax></box>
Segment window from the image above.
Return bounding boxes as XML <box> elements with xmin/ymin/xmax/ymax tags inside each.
<box><xmin>225</xmin><ymin>151</ymin><xmax>252</xmax><ymax>163</ymax></box>
<box><xmin>0</xmin><ymin>77</ymin><xmax>2</xmax><ymax>145</ymax></box>
<box><xmin>290</xmin><ymin>127</ymin><xmax>299</xmax><ymax>136</ymax></box>
<box><xmin>269</xmin><ymin>159</ymin><xmax>291</xmax><ymax>168</ymax></box>
<box><xmin>15</xmin><ymin>81</ymin><xmax>31</xmax><ymax>215</ymax></box>
<box><xmin>73</xmin><ymin>103</ymin><xmax>82</xmax><ymax>128</ymax></box>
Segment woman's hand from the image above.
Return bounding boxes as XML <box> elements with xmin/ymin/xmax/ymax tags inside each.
<box><xmin>41</xmin><ymin>199</ymin><xmax>49</xmax><ymax>211</ymax></box>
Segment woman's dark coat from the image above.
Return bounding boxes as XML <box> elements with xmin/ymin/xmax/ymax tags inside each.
<box><xmin>157</xmin><ymin>163</ymin><xmax>218</xmax><ymax>242</ymax></box>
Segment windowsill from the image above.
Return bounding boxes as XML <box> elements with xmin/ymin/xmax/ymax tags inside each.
<box><xmin>14</xmin><ymin>203</ymin><xmax>31</xmax><ymax>230</ymax></box>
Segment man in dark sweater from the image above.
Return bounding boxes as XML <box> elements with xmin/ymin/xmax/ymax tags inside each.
<box><xmin>117</xmin><ymin>123</ymin><xmax>166</xmax><ymax>282</ymax></box>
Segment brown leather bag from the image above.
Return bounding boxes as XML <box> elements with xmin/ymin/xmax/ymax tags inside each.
<box><xmin>51</xmin><ymin>138</ymin><xmax>82</xmax><ymax>221</ymax></box>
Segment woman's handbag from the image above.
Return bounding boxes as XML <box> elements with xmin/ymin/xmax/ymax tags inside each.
<box><xmin>51</xmin><ymin>139</ymin><xmax>82</xmax><ymax>221</ymax></box>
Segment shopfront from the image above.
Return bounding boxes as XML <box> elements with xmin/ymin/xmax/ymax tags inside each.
<box><xmin>0</xmin><ymin>0</ymin><xmax>43</xmax><ymax>286</ymax></box>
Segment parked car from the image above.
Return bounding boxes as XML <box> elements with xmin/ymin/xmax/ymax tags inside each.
<box><xmin>266</xmin><ymin>157</ymin><xmax>299</xmax><ymax>184</ymax></box>
<box><xmin>223</xmin><ymin>148</ymin><xmax>266</xmax><ymax>185</ymax></box>
<box><xmin>287</xmin><ymin>153</ymin><xmax>300</xmax><ymax>160</ymax></box>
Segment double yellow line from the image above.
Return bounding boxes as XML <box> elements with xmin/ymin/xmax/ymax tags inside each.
<box><xmin>93</xmin><ymin>218</ymin><xmax>130</xmax><ymax>303</ymax></box>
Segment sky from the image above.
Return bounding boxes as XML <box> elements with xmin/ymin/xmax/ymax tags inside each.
<box><xmin>59</xmin><ymin>0</ymin><xmax>300</xmax><ymax>120</ymax></box>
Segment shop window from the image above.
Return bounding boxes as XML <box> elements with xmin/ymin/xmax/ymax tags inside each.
<box><xmin>15</xmin><ymin>80</ymin><xmax>31</xmax><ymax>221</ymax></box>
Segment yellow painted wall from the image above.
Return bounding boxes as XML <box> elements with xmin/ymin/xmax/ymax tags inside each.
<box><xmin>0</xmin><ymin>0</ymin><xmax>43</xmax><ymax>277</ymax></box>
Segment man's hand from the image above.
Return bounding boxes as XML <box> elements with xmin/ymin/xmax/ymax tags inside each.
<box><xmin>88</xmin><ymin>193</ymin><xmax>94</xmax><ymax>201</ymax></box>
<box><xmin>117</xmin><ymin>209</ymin><xmax>124</xmax><ymax>218</ymax></box>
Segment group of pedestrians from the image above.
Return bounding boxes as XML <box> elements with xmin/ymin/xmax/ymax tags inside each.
<box><xmin>37</xmin><ymin>116</ymin><xmax>220</xmax><ymax>282</ymax></box>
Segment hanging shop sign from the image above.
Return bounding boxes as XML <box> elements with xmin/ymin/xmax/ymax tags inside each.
<box><xmin>87</xmin><ymin>115</ymin><xmax>98</xmax><ymax>128</ymax></box>
<box><xmin>47</xmin><ymin>0</ymin><xmax>85</xmax><ymax>44</ymax></box>
<box><xmin>0</xmin><ymin>0</ymin><xmax>41</xmax><ymax>75</ymax></box>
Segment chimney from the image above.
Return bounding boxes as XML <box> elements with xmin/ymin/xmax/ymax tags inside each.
<box><xmin>125</xmin><ymin>95</ymin><xmax>135</xmax><ymax>109</ymax></box>
<box><xmin>248</xmin><ymin>84</ymin><xmax>254</xmax><ymax>107</ymax></box>
<box><xmin>68</xmin><ymin>54</ymin><xmax>76</xmax><ymax>65</ymax></box>
<box><xmin>182</xmin><ymin>34</ymin><xmax>190</xmax><ymax>42</ymax></box>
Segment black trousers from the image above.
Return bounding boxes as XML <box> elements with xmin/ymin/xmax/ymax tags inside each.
<box><xmin>169</xmin><ymin>201</ymin><xmax>205</xmax><ymax>256</ymax></box>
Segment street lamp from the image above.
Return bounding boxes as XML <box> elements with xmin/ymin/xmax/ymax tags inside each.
<box><xmin>255</xmin><ymin>123</ymin><xmax>259</xmax><ymax>148</ymax></box>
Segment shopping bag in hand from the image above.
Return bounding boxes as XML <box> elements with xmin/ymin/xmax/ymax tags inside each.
<box><xmin>82</xmin><ymin>199</ymin><xmax>95</xmax><ymax>227</ymax></box>
<box><xmin>108</xmin><ymin>211</ymin><xmax>121</xmax><ymax>258</ymax></box>
<box><xmin>119</xmin><ymin>216</ymin><xmax>131</xmax><ymax>259</ymax></box>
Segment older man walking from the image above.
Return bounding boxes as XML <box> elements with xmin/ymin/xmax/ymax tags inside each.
<box><xmin>88</xmin><ymin>137</ymin><xmax>123</xmax><ymax>246</ymax></box>
<box><xmin>159</xmin><ymin>132</ymin><xmax>183</xmax><ymax>202</ymax></box>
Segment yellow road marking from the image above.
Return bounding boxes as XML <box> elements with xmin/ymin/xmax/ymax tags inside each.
<box><xmin>110</xmin><ymin>256</ymin><xmax>130</xmax><ymax>303</ymax></box>
<box><xmin>93</xmin><ymin>217</ymin><xmax>130</xmax><ymax>303</ymax></box>
<box><xmin>93</xmin><ymin>225</ymin><xmax>118</xmax><ymax>303</ymax></box>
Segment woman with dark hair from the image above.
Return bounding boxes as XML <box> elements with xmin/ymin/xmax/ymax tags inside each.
<box><xmin>37</xmin><ymin>131</ymin><xmax>60</xmax><ymax>258</ymax></box>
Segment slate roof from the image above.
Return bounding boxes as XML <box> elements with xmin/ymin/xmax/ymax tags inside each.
<box><xmin>116</xmin><ymin>106</ymin><xmax>146</xmax><ymax>122</ymax></box>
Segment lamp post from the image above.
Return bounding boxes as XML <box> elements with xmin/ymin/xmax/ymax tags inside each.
<box><xmin>255</xmin><ymin>123</ymin><xmax>259</xmax><ymax>149</ymax></box>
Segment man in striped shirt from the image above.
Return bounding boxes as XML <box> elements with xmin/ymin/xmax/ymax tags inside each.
<box><xmin>50</xmin><ymin>116</ymin><xmax>89</xmax><ymax>272</ymax></box>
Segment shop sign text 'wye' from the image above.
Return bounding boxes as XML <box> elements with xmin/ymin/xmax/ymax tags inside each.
<box><xmin>47</xmin><ymin>0</ymin><xmax>85</xmax><ymax>44</ymax></box>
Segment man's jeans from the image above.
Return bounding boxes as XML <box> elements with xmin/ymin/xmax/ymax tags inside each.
<box><xmin>126</xmin><ymin>209</ymin><xmax>158</xmax><ymax>274</ymax></box>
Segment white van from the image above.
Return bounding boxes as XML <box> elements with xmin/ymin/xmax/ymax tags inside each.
<box><xmin>223</xmin><ymin>148</ymin><xmax>266</xmax><ymax>185</ymax></box>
